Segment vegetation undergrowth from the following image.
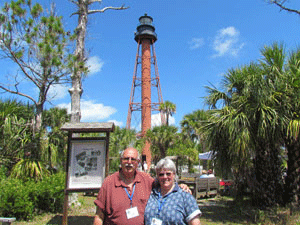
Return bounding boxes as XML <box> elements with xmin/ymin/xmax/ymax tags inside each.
<box><xmin>198</xmin><ymin>195</ymin><xmax>300</xmax><ymax>225</ymax></box>
<box><xmin>11</xmin><ymin>194</ymin><xmax>300</xmax><ymax>225</ymax></box>
<box><xmin>0</xmin><ymin>172</ymin><xmax>65</xmax><ymax>221</ymax></box>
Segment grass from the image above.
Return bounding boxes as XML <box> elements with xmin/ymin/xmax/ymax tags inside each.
<box><xmin>13</xmin><ymin>194</ymin><xmax>300</xmax><ymax>225</ymax></box>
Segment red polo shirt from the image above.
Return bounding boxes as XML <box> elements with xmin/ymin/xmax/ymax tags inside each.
<box><xmin>94</xmin><ymin>170</ymin><xmax>154</xmax><ymax>225</ymax></box>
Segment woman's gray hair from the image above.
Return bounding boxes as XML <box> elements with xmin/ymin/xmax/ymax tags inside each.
<box><xmin>155</xmin><ymin>158</ymin><xmax>177</xmax><ymax>175</ymax></box>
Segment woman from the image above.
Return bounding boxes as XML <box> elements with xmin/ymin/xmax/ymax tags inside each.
<box><xmin>144</xmin><ymin>158</ymin><xmax>201</xmax><ymax>225</ymax></box>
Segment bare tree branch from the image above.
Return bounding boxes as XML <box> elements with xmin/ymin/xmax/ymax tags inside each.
<box><xmin>270</xmin><ymin>0</ymin><xmax>300</xmax><ymax>16</ymax></box>
<box><xmin>70</xmin><ymin>0</ymin><xmax>79</xmax><ymax>6</ymax></box>
<box><xmin>8</xmin><ymin>49</ymin><xmax>41</xmax><ymax>88</ymax></box>
<box><xmin>71</xmin><ymin>4</ymin><xmax>129</xmax><ymax>16</ymax></box>
<box><xmin>88</xmin><ymin>0</ymin><xmax>103</xmax><ymax>3</ymax></box>
<box><xmin>0</xmin><ymin>84</ymin><xmax>37</xmax><ymax>104</ymax></box>
<box><xmin>88</xmin><ymin>5</ymin><xmax>129</xmax><ymax>14</ymax></box>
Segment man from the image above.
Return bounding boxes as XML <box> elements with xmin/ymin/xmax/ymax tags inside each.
<box><xmin>207</xmin><ymin>169</ymin><xmax>215</xmax><ymax>177</ymax></box>
<box><xmin>199</xmin><ymin>170</ymin><xmax>209</xmax><ymax>178</ymax></box>
<box><xmin>94</xmin><ymin>147</ymin><xmax>190</xmax><ymax>225</ymax></box>
<box><xmin>93</xmin><ymin>147</ymin><xmax>154</xmax><ymax>225</ymax></box>
<box><xmin>143</xmin><ymin>160</ymin><xmax>148</xmax><ymax>173</ymax></box>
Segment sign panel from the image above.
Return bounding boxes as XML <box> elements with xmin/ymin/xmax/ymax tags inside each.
<box><xmin>68</xmin><ymin>140</ymin><xmax>106</xmax><ymax>190</ymax></box>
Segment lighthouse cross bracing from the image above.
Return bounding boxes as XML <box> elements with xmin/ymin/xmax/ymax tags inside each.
<box><xmin>126</xmin><ymin>42</ymin><xmax>164</xmax><ymax>125</ymax></box>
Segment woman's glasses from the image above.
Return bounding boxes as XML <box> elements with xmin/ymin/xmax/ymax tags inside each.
<box><xmin>158</xmin><ymin>172</ymin><xmax>173</xmax><ymax>177</ymax></box>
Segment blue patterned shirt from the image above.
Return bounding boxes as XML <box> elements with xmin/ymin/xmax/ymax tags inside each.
<box><xmin>144</xmin><ymin>183</ymin><xmax>201</xmax><ymax>225</ymax></box>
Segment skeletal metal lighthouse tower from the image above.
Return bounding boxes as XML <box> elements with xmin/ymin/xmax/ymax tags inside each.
<box><xmin>126</xmin><ymin>14</ymin><xmax>164</xmax><ymax>168</ymax></box>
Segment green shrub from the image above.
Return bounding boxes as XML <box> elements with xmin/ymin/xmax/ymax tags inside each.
<box><xmin>34</xmin><ymin>172</ymin><xmax>65</xmax><ymax>213</ymax></box>
<box><xmin>0</xmin><ymin>172</ymin><xmax>66</xmax><ymax>220</ymax></box>
<box><xmin>0</xmin><ymin>165</ymin><xmax>8</xmax><ymax>180</ymax></box>
<box><xmin>0</xmin><ymin>178</ymin><xmax>34</xmax><ymax>220</ymax></box>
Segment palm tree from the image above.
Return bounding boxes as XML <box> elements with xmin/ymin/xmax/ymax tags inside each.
<box><xmin>145</xmin><ymin>125</ymin><xmax>178</xmax><ymax>163</ymax></box>
<box><xmin>159</xmin><ymin>101</ymin><xmax>176</xmax><ymax>126</ymax></box>
<box><xmin>109</xmin><ymin>126</ymin><xmax>137</xmax><ymax>156</ymax></box>
<box><xmin>109</xmin><ymin>126</ymin><xmax>136</xmax><ymax>173</ymax></box>
<box><xmin>204</xmin><ymin>44</ymin><xmax>286</xmax><ymax>206</ymax></box>
<box><xmin>180</xmin><ymin>110</ymin><xmax>208</xmax><ymax>142</ymax></box>
<box><xmin>42</xmin><ymin>107</ymin><xmax>70</xmax><ymax>172</ymax></box>
<box><xmin>277</xmin><ymin>47</ymin><xmax>300</xmax><ymax>205</ymax></box>
<box><xmin>0</xmin><ymin>99</ymin><xmax>34</xmax><ymax>173</ymax></box>
<box><xmin>9</xmin><ymin>107</ymin><xmax>70</xmax><ymax>180</ymax></box>
<box><xmin>168</xmin><ymin>133</ymin><xmax>199</xmax><ymax>174</ymax></box>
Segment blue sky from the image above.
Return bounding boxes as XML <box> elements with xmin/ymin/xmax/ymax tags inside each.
<box><xmin>1</xmin><ymin>0</ymin><xmax>300</xmax><ymax>130</ymax></box>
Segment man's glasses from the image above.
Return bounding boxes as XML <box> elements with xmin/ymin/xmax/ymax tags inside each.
<box><xmin>158</xmin><ymin>172</ymin><xmax>173</xmax><ymax>177</ymax></box>
<box><xmin>122</xmin><ymin>157</ymin><xmax>137</xmax><ymax>162</ymax></box>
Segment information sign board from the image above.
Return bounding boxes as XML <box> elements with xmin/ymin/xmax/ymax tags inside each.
<box><xmin>68</xmin><ymin>140</ymin><xmax>106</xmax><ymax>190</ymax></box>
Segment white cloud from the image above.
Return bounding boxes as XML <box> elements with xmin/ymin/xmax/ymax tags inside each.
<box><xmin>108</xmin><ymin>120</ymin><xmax>123</xmax><ymax>127</ymax></box>
<box><xmin>86</xmin><ymin>56</ymin><xmax>104</xmax><ymax>76</ymax></box>
<box><xmin>151</xmin><ymin>113</ymin><xmax>175</xmax><ymax>127</ymax></box>
<box><xmin>212</xmin><ymin>26</ymin><xmax>245</xmax><ymax>58</ymax></box>
<box><xmin>57</xmin><ymin>99</ymin><xmax>117</xmax><ymax>122</ymax></box>
<box><xmin>132</xmin><ymin>112</ymin><xmax>176</xmax><ymax>132</ymax></box>
<box><xmin>189</xmin><ymin>38</ymin><xmax>205</xmax><ymax>50</ymax></box>
<box><xmin>47</xmin><ymin>84</ymin><xmax>69</xmax><ymax>101</ymax></box>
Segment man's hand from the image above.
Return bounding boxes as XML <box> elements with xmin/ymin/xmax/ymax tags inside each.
<box><xmin>178</xmin><ymin>183</ymin><xmax>192</xmax><ymax>194</ymax></box>
<box><xmin>93</xmin><ymin>207</ymin><xmax>105</xmax><ymax>225</ymax></box>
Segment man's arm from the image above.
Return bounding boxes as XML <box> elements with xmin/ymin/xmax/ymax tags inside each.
<box><xmin>93</xmin><ymin>207</ymin><xmax>105</xmax><ymax>225</ymax></box>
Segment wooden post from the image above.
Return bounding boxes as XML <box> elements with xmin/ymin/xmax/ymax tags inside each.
<box><xmin>105</xmin><ymin>131</ymin><xmax>110</xmax><ymax>177</ymax></box>
<box><xmin>62</xmin><ymin>192</ymin><xmax>69</xmax><ymax>225</ymax></box>
<box><xmin>62</xmin><ymin>131</ymin><xmax>72</xmax><ymax>225</ymax></box>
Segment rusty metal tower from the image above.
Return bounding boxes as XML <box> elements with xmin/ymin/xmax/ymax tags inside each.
<box><xmin>126</xmin><ymin>14</ymin><xmax>165</xmax><ymax>168</ymax></box>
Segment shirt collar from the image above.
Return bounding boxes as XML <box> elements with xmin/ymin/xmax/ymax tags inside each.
<box><xmin>115</xmin><ymin>169</ymin><xmax>142</xmax><ymax>187</ymax></box>
<box><xmin>153</xmin><ymin>182</ymin><xmax>179</xmax><ymax>197</ymax></box>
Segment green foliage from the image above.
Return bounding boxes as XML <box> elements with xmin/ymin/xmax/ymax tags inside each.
<box><xmin>0</xmin><ymin>172</ymin><xmax>65</xmax><ymax>220</ymax></box>
<box><xmin>0</xmin><ymin>178</ymin><xmax>34</xmax><ymax>220</ymax></box>
<box><xmin>10</xmin><ymin>159</ymin><xmax>49</xmax><ymax>181</ymax></box>
<box><xmin>109</xmin><ymin>126</ymin><xmax>137</xmax><ymax>157</ymax></box>
<box><xmin>203</xmin><ymin>43</ymin><xmax>300</xmax><ymax>206</ymax></box>
<box><xmin>0</xmin><ymin>0</ymin><xmax>75</xmax><ymax>134</ymax></box>
<box><xmin>145</xmin><ymin>125</ymin><xmax>178</xmax><ymax>162</ymax></box>
<box><xmin>0</xmin><ymin>165</ymin><xmax>8</xmax><ymax>180</ymax></box>
<box><xmin>159</xmin><ymin>101</ymin><xmax>176</xmax><ymax>126</ymax></box>
<box><xmin>0</xmin><ymin>100</ymin><xmax>69</xmax><ymax>180</ymax></box>
<box><xmin>30</xmin><ymin>2</ymin><xmax>42</xmax><ymax>18</ymax></box>
<box><xmin>32</xmin><ymin>172</ymin><xmax>65</xmax><ymax>213</ymax></box>
<box><xmin>109</xmin><ymin>158</ymin><xmax>120</xmax><ymax>174</ymax></box>
<box><xmin>41</xmin><ymin>107</ymin><xmax>69</xmax><ymax>171</ymax></box>
<box><xmin>0</xmin><ymin>0</ymin><xmax>73</xmax><ymax>180</ymax></box>
<box><xmin>0</xmin><ymin>99</ymin><xmax>34</xmax><ymax>171</ymax></box>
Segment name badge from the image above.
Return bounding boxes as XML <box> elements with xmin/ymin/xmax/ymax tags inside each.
<box><xmin>151</xmin><ymin>218</ymin><xmax>162</xmax><ymax>225</ymax></box>
<box><xmin>126</xmin><ymin>206</ymin><xmax>139</xmax><ymax>219</ymax></box>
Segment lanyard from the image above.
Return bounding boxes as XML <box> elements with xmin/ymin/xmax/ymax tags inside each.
<box><xmin>124</xmin><ymin>183</ymin><xmax>136</xmax><ymax>207</ymax></box>
<box><xmin>156</xmin><ymin>192</ymin><xmax>167</xmax><ymax>216</ymax></box>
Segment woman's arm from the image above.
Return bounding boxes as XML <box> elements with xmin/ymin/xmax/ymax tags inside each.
<box><xmin>188</xmin><ymin>217</ymin><xmax>201</xmax><ymax>225</ymax></box>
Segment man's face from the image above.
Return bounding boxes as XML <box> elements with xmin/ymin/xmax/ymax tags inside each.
<box><xmin>121</xmin><ymin>148</ymin><xmax>139</xmax><ymax>176</ymax></box>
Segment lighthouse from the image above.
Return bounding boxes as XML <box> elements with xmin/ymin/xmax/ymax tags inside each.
<box><xmin>126</xmin><ymin>14</ymin><xmax>164</xmax><ymax>169</ymax></box>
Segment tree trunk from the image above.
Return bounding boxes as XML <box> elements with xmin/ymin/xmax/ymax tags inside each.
<box><xmin>69</xmin><ymin>1</ymin><xmax>88</xmax><ymax>123</ymax></box>
<box><xmin>253</xmin><ymin>141</ymin><xmax>284</xmax><ymax>208</ymax></box>
<box><xmin>285</xmin><ymin>139</ymin><xmax>300</xmax><ymax>207</ymax></box>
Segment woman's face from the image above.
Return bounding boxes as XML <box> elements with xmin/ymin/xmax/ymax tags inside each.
<box><xmin>157</xmin><ymin>168</ymin><xmax>175</xmax><ymax>191</ymax></box>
